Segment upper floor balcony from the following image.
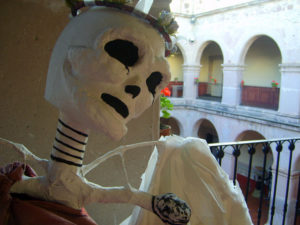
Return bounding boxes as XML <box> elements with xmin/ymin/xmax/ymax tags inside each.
<box><xmin>195</xmin><ymin>82</ymin><xmax>280</xmax><ymax>110</ymax></box>
<box><xmin>167</xmin><ymin>81</ymin><xmax>183</xmax><ymax>98</ymax></box>
<box><xmin>167</xmin><ymin>80</ymin><xmax>280</xmax><ymax>111</ymax></box>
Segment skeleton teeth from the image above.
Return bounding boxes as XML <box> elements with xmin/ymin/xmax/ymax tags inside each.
<box><xmin>101</xmin><ymin>93</ymin><xmax>129</xmax><ymax>118</ymax></box>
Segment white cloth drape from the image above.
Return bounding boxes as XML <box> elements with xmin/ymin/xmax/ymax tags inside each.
<box><xmin>121</xmin><ymin>136</ymin><xmax>253</xmax><ymax>225</ymax></box>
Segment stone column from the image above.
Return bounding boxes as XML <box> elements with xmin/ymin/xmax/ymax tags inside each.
<box><xmin>221</xmin><ymin>64</ymin><xmax>245</xmax><ymax>106</ymax></box>
<box><xmin>221</xmin><ymin>148</ymin><xmax>236</xmax><ymax>180</ymax></box>
<box><xmin>182</xmin><ymin>64</ymin><xmax>201</xmax><ymax>99</ymax></box>
<box><xmin>278</xmin><ymin>63</ymin><xmax>300</xmax><ymax>116</ymax></box>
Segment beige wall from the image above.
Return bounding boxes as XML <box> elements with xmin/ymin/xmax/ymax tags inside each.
<box><xmin>199</xmin><ymin>42</ymin><xmax>223</xmax><ymax>83</ymax></box>
<box><xmin>0</xmin><ymin>0</ymin><xmax>69</xmax><ymax>161</ymax></box>
<box><xmin>243</xmin><ymin>36</ymin><xmax>282</xmax><ymax>87</ymax></box>
<box><xmin>167</xmin><ymin>53</ymin><xmax>184</xmax><ymax>81</ymax></box>
<box><xmin>0</xmin><ymin>0</ymin><xmax>159</xmax><ymax>224</ymax></box>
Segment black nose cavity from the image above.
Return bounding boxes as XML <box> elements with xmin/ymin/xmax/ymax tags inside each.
<box><xmin>104</xmin><ymin>39</ymin><xmax>139</xmax><ymax>72</ymax></box>
<box><xmin>125</xmin><ymin>85</ymin><xmax>141</xmax><ymax>99</ymax></box>
<box><xmin>146</xmin><ymin>72</ymin><xmax>163</xmax><ymax>98</ymax></box>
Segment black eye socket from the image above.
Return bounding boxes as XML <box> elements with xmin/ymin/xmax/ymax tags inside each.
<box><xmin>104</xmin><ymin>39</ymin><xmax>139</xmax><ymax>71</ymax></box>
<box><xmin>146</xmin><ymin>72</ymin><xmax>163</xmax><ymax>98</ymax></box>
<box><xmin>125</xmin><ymin>85</ymin><xmax>141</xmax><ymax>99</ymax></box>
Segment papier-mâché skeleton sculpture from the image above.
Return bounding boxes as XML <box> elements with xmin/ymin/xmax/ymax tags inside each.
<box><xmin>0</xmin><ymin>1</ymin><xmax>191</xmax><ymax>224</ymax></box>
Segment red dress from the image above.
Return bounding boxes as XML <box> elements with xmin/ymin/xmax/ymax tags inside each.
<box><xmin>0</xmin><ymin>162</ymin><xmax>97</xmax><ymax>225</ymax></box>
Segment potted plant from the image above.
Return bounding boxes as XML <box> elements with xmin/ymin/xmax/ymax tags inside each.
<box><xmin>209</xmin><ymin>76</ymin><xmax>217</xmax><ymax>84</ymax></box>
<box><xmin>160</xmin><ymin>87</ymin><xmax>173</xmax><ymax>136</ymax></box>
<box><xmin>271</xmin><ymin>80</ymin><xmax>279</xmax><ymax>88</ymax></box>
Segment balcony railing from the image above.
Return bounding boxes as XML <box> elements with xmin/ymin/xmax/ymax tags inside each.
<box><xmin>197</xmin><ymin>82</ymin><xmax>222</xmax><ymax>101</ymax></box>
<box><xmin>241</xmin><ymin>85</ymin><xmax>280</xmax><ymax>110</ymax></box>
<box><xmin>208</xmin><ymin>137</ymin><xmax>300</xmax><ymax>225</ymax></box>
<box><xmin>167</xmin><ymin>81</ymin><xmax>183</xmax><ymax>97</ymax></box>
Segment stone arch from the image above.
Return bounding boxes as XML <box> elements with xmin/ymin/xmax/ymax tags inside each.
<box><xmin>197</xmin><ymin>41</ymin><xmax>224</xmax><ymax>101</ymax></box>
<box><xmin>194</xmin><ymin>118</ymin><xmax>219</xmax><ymax>143</ymax></box>
<box><xmin>160</xmin><ymin>116</ymin><xmax>182</xmax><ymax>136</ymax></box>
<box><xmin>239</xmin><ymin>35</ymin><xmax>282</xmax><ymax>110</ymax></box>
<box><xmin>239</xmin><ymin>35</ymin><xmax>282</xmax><ymax>67</ymax></box>
<box><xmin>235</xmin><ymin>130</ymin><xmax>274</xmax><ymax>166</ymax></box>
<box><xmin>235</xmin><ymin>130</ymin><xmax>274</xmax><ymax>187</ymax></box>
<box><xmin>174</xmin><ymin>41</ymin><xmax>187</xmax><ymax>64</ymax></box>
<box><xmin>196</xmin><ymin>40</ymin><xmax>224</xmax><ymax>64</ymax></box>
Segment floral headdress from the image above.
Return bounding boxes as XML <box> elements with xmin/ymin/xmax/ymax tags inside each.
<box><xmin>65</xmin><ymin>0</ymin><xmax>178</xmax><ymax>57</ymax></box>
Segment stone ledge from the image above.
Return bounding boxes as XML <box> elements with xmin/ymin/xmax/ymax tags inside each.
<box><xmin>170</xmin><ymin>98</ymin><xmax>300</xmax><ymax>131</ymax></box>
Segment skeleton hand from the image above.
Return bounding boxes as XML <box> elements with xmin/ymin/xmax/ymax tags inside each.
<box><xmin>152</xmin><ymin>193</ymin><xmax>191</xmax><ymax>225</ymax></box>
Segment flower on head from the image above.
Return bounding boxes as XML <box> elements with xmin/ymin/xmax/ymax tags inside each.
<box><xmin>158</xmin><ymin>10</ymin><xmax>173</xmax><ymax>26</ymax></box>
<box><xmin>166</xmin><ymin>20</ymin><xmax>179</xmax><ymax>35</ymax></box>
<box><xmin>158</xmin><ymin>10</ymin><xmax>178</xmax><ymax>35</ymax></box>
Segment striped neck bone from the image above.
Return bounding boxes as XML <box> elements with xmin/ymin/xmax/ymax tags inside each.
<box><xmin>50</xmin><ymin>118</ymin><xmax>88</xmax><ymax>169</ymax></box>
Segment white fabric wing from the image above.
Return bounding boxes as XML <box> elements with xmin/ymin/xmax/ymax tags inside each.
<box><xmin>121</xmin><ymin>136</ymin><xmax>253</xmax><ymax>225</ymax></box>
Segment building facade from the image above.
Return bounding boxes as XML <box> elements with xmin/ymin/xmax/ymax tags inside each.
<box><xmin>164</xmin><ymin>0</ymin><xmax>300</xmax><ymax>224</ymax></box>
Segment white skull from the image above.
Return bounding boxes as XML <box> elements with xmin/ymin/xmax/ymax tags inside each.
<box><xmin>45</xmin><ymin>7</ymin><xmax>171</xmax><ymax>140</ymax></box>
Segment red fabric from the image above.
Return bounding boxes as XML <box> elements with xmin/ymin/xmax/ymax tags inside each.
<box><xmin>0</xmin><ymin>162</ymin><xmax>97</xmax><ymax>225</ymax></box>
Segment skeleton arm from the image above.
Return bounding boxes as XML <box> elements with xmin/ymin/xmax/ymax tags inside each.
<box><xmin>82</xmin><ymin>141</ymin><xmax>190</xmax><ymax>224</ymax></box>
<box><xmin>0</xmin><ymin>138</ymin><xmax>49</xmax><ymax>171</ymax></box>
<box><xmin>82</xmin><ymin>140</ymin><xmax>163</xmax><ymax>176</ymax></box>
<box><xmin>1</xmin><ymin>137</ymin><xmax>191</xmax><ymax>224</ymax></box>
<box><xmin>85</xmin><ymin>181</ymin><xmax>191</xmax><ymax>225</ymax></box>
<box><xmin>86</xmin><ymin>182</ymin><xmax>153</xmax><ymax>210</ymax></box>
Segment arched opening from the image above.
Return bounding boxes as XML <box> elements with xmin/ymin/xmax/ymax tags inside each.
<box><xmin>166</xmin><ymin>46</ymin><xmax>184</xmax><ymax>98</ymax></box>
<box><xmin>241</xmin><ymin>35</ymin><xmax>282</xmax><ymax>110</ymax></box>
<box><xmin>197</xmin><ymin>119</ymin><xmax>219</xmax><ymax>157</ymax></box>
<box><xmin>197</xmin><ymin>41</ymin><xmax>224</xmax><ymax>102</ymax></box>
<box><xmin>197</xmin><ymin>119</ymin><xmax>219</xmax><ymax>143</ymax></box>
<box><xmin>235</xmin><ymin>130</ymin><xmax>273</xmax><ymax>224</ymax></box>
<box><xmin>160</xmin><ymin>117</ymin><xmax>181</xmax><ymax>135</ymax></box>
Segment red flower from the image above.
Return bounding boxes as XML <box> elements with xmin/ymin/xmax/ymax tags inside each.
<box><xmin>161</xmin><ymin>87</ymin><xmax>171</xmax><ymax>96</ymax></box>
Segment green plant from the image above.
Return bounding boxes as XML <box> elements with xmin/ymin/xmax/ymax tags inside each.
<box><xmin>160</xmin><ymin>87</ymin><xmax>173</xmax><ymax>119</ymax></box>
<box><xmin>271</xmin><ymin>80</ymin><xmax>279</xmax><ymax>88</ymax></box>
<box><xmin>209</xmin><ymin>76</ymin><xmax>217</xmax><ymax>84</ymax></box>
